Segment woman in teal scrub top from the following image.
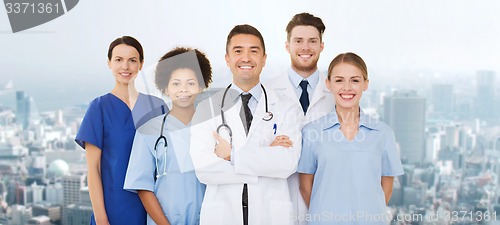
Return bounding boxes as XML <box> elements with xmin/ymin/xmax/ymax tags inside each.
<box><xmin>75</xmin><ymin>36</ymin><xmax>166</xmax><ymax>225</ymax></box>
<box><xmin>124</xmin><ymin>47</ymin><xmax>212</xmax><ymax>225</ymax></box>
<box><xmin>298</xmin><ymin>52</ymin><xmax>404</xmax><ymax>225</ymax></box>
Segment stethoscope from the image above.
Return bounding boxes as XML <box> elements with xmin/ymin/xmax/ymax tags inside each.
<box><xmin>216</xmin><ymin>84</ymin><xmax>273</xmax><ymax>145</ymax></box>
<box><xmin>154</xmin><ymin>111</ymin><xmax>170</xmax><ymax>179</ymax></box>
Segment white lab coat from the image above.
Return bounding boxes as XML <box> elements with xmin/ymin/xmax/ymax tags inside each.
<box><xmin>190</xmin><ymin>85</ymin><xmax>303</xmax><ymax>225</ymax></box>
<box><xmin>265</xmin><ymin>72</ymin><xmax>335</xmax><ymax>225</ymax></box>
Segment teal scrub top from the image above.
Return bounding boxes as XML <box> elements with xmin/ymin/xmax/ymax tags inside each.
<box><xmin>124</xmin><ymin>114</ymin><xmax>205</xmax><ymax>225</ymax></box>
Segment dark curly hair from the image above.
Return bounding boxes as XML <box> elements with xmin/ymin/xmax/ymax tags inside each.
<box><xmin>155</xmin><ymin>47</ymin><xmax>213</xmax><ymax>93</ymax></box>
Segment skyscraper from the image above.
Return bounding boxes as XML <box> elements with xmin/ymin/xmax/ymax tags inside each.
<box><xmin>475</xmin><ymin>70</ymin><xmax>496</xmax><ymax>121</ymax></box>
<box><xmin>384</xmin><ymin>90</ymin><xmax>426</xmax><ymax>164</ymax></box>
<box><xmin>15</xmin><ymin>90</ymin><xmax>40</xmax><ymax>129</ymax></box>
<box><xmin>66</xmin><ymin>188</ymin><xmax>93</xmax><ymax>225</ymax></box>
<box><xmin>431</xmin><ymin>84</ymin><xmax>453</xmax><ymax>116</ymax></box>
<box><xmin>16</xmin><ymin>91</ymin><xmax>29</xmax><ymax>129</ymax></box>
<box><xmin>62</xmin><ymin>173</ymin><xmax>86</xmax><ymax>225</ymax></box>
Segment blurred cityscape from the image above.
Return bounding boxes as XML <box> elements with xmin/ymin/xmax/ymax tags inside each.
<box><xmin>0</xmin><ymin>69</ymin><xmax>499</xmax><ymax>225</ymax></box>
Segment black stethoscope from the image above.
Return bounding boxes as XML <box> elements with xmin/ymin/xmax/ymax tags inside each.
<box><xmin>216</xmin><ymin>84</ymin><xmax>273</xmax><ymax>145</ymax></box>
<box><xmin>154</xmin><ymin>111</ymin><xmax>170</xmax><ymax>178</ymax></box>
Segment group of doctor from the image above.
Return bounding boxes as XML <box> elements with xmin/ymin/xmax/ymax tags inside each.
<box><xmin>76</xmin><ymin>12</ymin><xmax>404</xmax><ymax>225</ymax></box>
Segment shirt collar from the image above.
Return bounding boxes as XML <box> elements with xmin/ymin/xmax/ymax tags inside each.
<box><xmin>229</xmin><ymin>82</ymin><xmax>262</xmax><ymax>103</ymax></box>
<box><xmin>287</xmin><ymin>67</ymin><xmax>320</xmax><ymax>91</ymax></box>
<box><xmin>323</xmin><ymin>108</ymin><xmax>379</xmax><ymax>131</ymax></box>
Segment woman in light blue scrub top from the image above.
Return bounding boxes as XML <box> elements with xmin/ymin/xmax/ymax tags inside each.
<box><xmin>124</xmin><ymin>47</ymin><xmax>213</xmax><ymax>225</ymax></box>
<box><xmin>298</xmin><ymin>52</ymin><xmax>404</xmax><ymax>225</ymax></box>
<box><xmin>76</xmin><ymin>36</ymin><xmax>167</xmax><ymax>225</ymax></box>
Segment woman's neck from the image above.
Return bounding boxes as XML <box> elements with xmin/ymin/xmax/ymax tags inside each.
<box><xmin>336</xmin><ymin>105</ymin><xmax>360</xmax><ymax>141</ymax></box>
<box><xmin>336</xmin><ymin>105</ymin><xmax>360</xmax><ymax>124</ymax></box>
<box><xmin>169</xmin><ymin>106</ymin><xmax>196</xmax><ymax>125</ymax></box>
<box><xmin>111</xmin><ymin>82</ymin><xmax>138</xmax><ymax>109</ymax></box>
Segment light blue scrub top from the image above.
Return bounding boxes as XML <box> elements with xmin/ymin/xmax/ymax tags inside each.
<box><xmin>124</xmin><ymin>114</ymin><xmax>206</xmax><ymax>225</ymax></box>
<box><xmin>297</xmin><ymin>110</ymin><xmax>404</xmax><ymax>225</ymax></box>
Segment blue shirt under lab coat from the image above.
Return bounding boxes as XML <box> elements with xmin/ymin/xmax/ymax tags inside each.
<box><xmin>298</xmin><ymin>110</ymin><xmax>404</xmax><ymax>225</ymax></box>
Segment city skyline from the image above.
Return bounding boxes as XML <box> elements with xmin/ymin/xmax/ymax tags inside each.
<box><xmin>1</xmin><ymin>0</ymin><xmax>500</xmax><ymax>111</ymax></box>
<box><xmin>2</xmin><ymin>1</ymin><xmax>500</xmax><ymax>224</ymax></box>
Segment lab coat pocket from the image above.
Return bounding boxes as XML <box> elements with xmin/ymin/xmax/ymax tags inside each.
<box><xmin>270</xmin><ymin>200</ymin><xmax>293</xmax><ymax>225</ymax></box>
<box><xmin>257</xmin><ymin>122</ymin><xmax>276</xmax><ymax>147</ymax></box>
<box><xmin>200</xmin><ymin>201</ymin><xmax>224</xmax><ymax>225</ymax></box>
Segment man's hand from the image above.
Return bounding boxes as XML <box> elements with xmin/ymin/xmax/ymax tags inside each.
<box><xmin>213</xmin><ymin>132</ymin><xmax>231</xmax><ymax>160</ymax></box>
<box><xmin>270</xmin><ymin>135</ymin><xmax>293</xmax><ymax>148</ymax></box>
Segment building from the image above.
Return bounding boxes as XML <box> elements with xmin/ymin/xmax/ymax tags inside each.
<box><xmin>16</xmin><ymin>90</ymin><xmax>30</xmax><ymax>129</ymax></box>
<box><xmin>47</xmin><ymin>159</ymin><xmax>70</xmax><ymax>180</ymax></box>
<box><xmin>26</xmin><ymin>215</ymin><xmax>51</xmax><ymax>225</ymax></box>
<box><xmin>30</xmin><ymin>182</ymin><xmax>44</xmax><ymax>204</ymax></box>
<box><xmin>46</xmin><ymin>182</ymin><xmax>64</xmax><ymax>204</ymax></box>
<box><xmin>383</xmin><ymin>90</ymin><xmax>426</xmax><ymax>164</ymax></box>
<box><xmin>438</xmin><ymin>147</ymin><xmax>463</xmax><ymax>170</ymax></box>
<box><xmin>431</xmin><ymin>84</ymin><xmax>454</xmax><ymax>116</ymax></box>
<box><xmin>475</xmin><ymin>70</ymin><xmax>496</xmax><ymax>121</ymax></box>
<box><xmin>9</xmin><ymin>204</ymin><xmax>32</xmax><ymax>225</ymax></box>
<box><xmin>403</xmin><ymin>182</ymin><xmax>427</xmax><ymax>207</ymax></box>
<box><xmin>425</xmin><ymin>131</ymin><xmax>441</xmax><ymax>163</ymax></box>
<box><xmin>62</xmin><ymin>173</ymin><xmax>86</xmax><ymax>225</ymax></box>
<box><xmin>66</xmin><ymin>188</ymin><xmax>92</xmax><ymax>225</ymax></box>
<box><xmin>32</xmin><ymin>202</ymin><xmax>62</xmax><ymax>225</ymax></box>
<box><xmin>440</xmin><ymin>124</ymin><xmax>460</xmax><ymax>150</ymax></box>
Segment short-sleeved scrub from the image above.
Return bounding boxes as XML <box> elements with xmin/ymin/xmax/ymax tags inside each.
<box><xmin>75</xmin><ymin>93</ymin><xmax>167</xmax><ymax>225</ymax></box>
<box><xmin>124</xmin><ymin>114</ymin><xmax>206</xmax><ymax>225</ymax></box>
<box><xmin>298</xmin><ymin>110</ymin><xmax>404</xmax><ymax>225</ymax></box>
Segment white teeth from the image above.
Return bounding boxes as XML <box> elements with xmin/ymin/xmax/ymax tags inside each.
<box><xmin>239</xmin><ymin>66</ymin><xmax>252</xmax><ymax>69</ymax></box>
<box><xmin>299</xmin><ymin>54</ymin><xmax>312</xmax><ymax>59</ymax></box>
<box><xmin>341</xmin><ymin>94</ymin><xmax>354</xmax><ymax>99</ymax></box>
<box><xmin>120</xmin><ymin>73</ymin><xmax>131</xmax><ymax>76</ymax></box>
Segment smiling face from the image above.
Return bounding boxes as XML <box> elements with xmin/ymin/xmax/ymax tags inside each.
<box><xmin>165</xmin><ymin>68</ymin><xmax>202</xmax><ymax>109</ymax></box>
<box><xmin>107</xmin><ymin>44</ymin><xmax>143</xmax><ymax>85</ymax></box>
<box><xmin>286</xmin><ymin>25</ymin><xmax>324</xmax><ymax>76</ymax></box>
<box><xmin>326</xmin><ymin>62</ymin><xmax>369</xmax><ymax>111</ymax></box>
<box><xmin>225</xmin><ymin>34</ymin><xmax>267</xmax><ymax>89</ymax></box>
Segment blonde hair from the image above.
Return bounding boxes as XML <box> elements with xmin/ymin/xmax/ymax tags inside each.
<box><xmin>327</xmin><ymin>52</ymin><xmax>368</xmax><ymax>80</ymax></box>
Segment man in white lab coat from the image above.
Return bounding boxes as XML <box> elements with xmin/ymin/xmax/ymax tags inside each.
<box><xmin>190</xmin><ymin>24</ymin><xmax>303</xmax><ymax>225</ymax></box>
<box><xmin>265</xmin><ymin>12</ymin><xmax>335</xmax><ymax>225</ymax></box>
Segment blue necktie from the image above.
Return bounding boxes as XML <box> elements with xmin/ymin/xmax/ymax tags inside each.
<box><xmin>299</xmin><ymin>80</ymin><xmax>309</xmax><ymax>114</ymax></box>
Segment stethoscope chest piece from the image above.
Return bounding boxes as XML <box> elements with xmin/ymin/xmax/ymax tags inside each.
<box><xmin>262</xmin><ymin>111</ymin><xmax>273</xmax><ymax>121</ymax></box>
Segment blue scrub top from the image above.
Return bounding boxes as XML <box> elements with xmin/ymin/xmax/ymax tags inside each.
<box><xmin>75</xmin><ymin>93</ymin><xmax>167</xmax><ymax>225</ymax></box>
<box><xmin>298</xmin><ymin>110</ymin><xmax>404</xmax><ymax>225</ymax></box>
<box><xmin>124</xmin><ymin>114</ymin><xmax>206</xmax><ymax>225</ymax></box>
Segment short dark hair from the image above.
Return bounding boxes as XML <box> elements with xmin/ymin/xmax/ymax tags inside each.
<box><xmin>107</xmin><ymin>36</ymin><xmax>144</xmax><ymax>62</ymax></box>
<box><xmin>327</xmin><ymin>52</ymin><xmax>368</xmax><ymax>81</ymax></box>
<box><xmin>286</xmin><ymin>13</ymin><xmax>326</xmax><ymax>41</ymax></box>
<box><xmin>155</xmin><ymin>47</ymin><xmax>213</xmax><ymax>93</ymax></box>
<box><xmin>226</xmin><ymin>24</ymin><xmax>266</xmax><ymax>54</ymax></box>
